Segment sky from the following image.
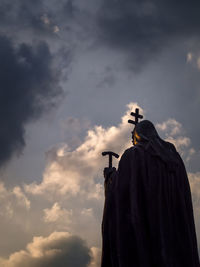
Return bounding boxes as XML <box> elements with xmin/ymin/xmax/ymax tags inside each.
<box><xmin>0</xmin><ymin>0</ymin><xmax>200</xmax><ymax>266</ymax></box>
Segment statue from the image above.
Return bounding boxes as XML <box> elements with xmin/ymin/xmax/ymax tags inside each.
<box><xmin>101</xmin><ymin>109</ymin><xmax>200</xmax><ymax>267</ymax></box>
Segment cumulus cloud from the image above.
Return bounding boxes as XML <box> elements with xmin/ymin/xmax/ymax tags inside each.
<box><xmin>1</xmin><ymin>0</ymin><xmax>199</xmax><ymax>263</ymax></box>
<box><xmin>0</xmin><ymin>232</ymin><xmax>91</xmax><ymax>267</ymax></box>
<box><xmin>25</xmin><ymin>104</ymin><xmax>194</xmax><ymax>200</ymax></box>
<box><xmin>0</xmin><ymin>102</ymin><xmax>199</xmax><ymax>264</ymax></box>
<box><xmin>60</xmin><ymin>117</ymin><xmax>91</xmax><ymax>149</ymax></box>
<box><xmin>156</xmin><ymin>118</ymin><xmax>195</xmax><ymax>160</ymax></box>
<box><xmin>0</xmin><ymin>182</ymin><xmax>33</xmax><ymax>256</ymax></box>
<box><xmin>13</xmin><ymin>187</ymin><xmax>31</xmax><ymax>210</ymax></box>
<box><xmin>43</xmin><ymin>202</ymin><xmax>72</xmax><ymax>225</ymax></box>
<box><xmin>25</xmin><ymin>102</ymin><xmax>144</xmax><ymax>198</ymax></box>
<box><xmin>0</xmin><ymin>182</ymin><xmax>30</xmax><ymax>219</ymax></box>
<box><xmin>21</xmin><ymin>102</ymin><xmax>145</xmax><ymax>253</ymax></box>
<box><xmin>23</xmin><ymin>103</ymin><xmax>197</xmax><ymax>248</ymax></box>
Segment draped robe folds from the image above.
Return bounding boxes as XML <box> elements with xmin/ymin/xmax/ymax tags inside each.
<box><xmin>101</xmin><ymin>144</ymin><xmax>200</xmax><ymax>267</ymax></box>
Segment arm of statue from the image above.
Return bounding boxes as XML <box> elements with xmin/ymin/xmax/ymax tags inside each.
<box><xmin>103</xmin><ymin>148</ymin><xmax>132</xmax><ymax>197</ymax></box>
<box><xmin>103</xmin><ymin>167</ymin><xmax>116</xmax><ymax>197</ymax></box>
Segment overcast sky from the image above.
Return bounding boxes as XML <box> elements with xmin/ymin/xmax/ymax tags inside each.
<box><xmin>0</xmin><ymin>0</ymin><xmax>200</xmax><ymax>266</ymax></box>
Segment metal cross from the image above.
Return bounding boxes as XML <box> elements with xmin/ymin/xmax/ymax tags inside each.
<box><xmin>128</xmin><ymin>108</ymin><xmax>143</xmax><ymax>125</ymax></box>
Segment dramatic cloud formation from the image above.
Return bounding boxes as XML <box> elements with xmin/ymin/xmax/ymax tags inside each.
<box><xmin>0</xmin><ymin>232</ymin><xmax>91</xmax><ymax>267</ymax></box>
<box><xmin>0</xmin><ymin>0</ymin><xmax>200</xmax><ymax>265</ymax></box>
<box><xmin>0</xmin><ymin>35</ymin><xmax>63</xmax><ymax>166</ymax></box>
<box><xmin>0</xmin><ymin>0</ymin><xmax>95</xmax><ymax>46</ymax></box>
<box><xmin>0</xmin><ymin>103</ymin><xmax>199</xmax><ymax>265</ymax></box>
<box><xmin>1</xmin><ymin>0</ymin><xmax>200</xmax><ymax>158</ymax></box>
<box><xmin>25</xmin><ymin>103</ymin><xmax>196</xmax><ymax>202</ymax></box>
<box><xmin>0</xmin><ymin>0</ymin><xmax>63</xmax><ymax>35</ymax></box>
<box><xmin>98</xmin><ymin>0</ymin><xmax>200</xmax><ymax>63</ymax></box>
<box><xmin>25</xmin><ymin>103</ymin><xmax>144</xmax><ymax>198</ymax></box>
<box><xmin>2</xmin><ymin>0</ymin><xmax>200</xmax><ymax>66</ymax></box>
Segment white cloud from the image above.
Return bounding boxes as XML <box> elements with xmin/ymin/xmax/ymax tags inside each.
<box><xmin>156</xmin><ymin>118</ymin><xmax>195</xmax><ymax>160</ymax></box>
<box><xmin>0</xmin><ymin>182</ymin><xmax>30</xmax><ymax>219</ymax></box>
<box><xmin>88</xmin><ymin>246</ymin><xmax>101</xmax><ymax>267</ymax></box>
<box><xmin>23</xmin><ymin>103</ymin><xmax>197</xmax><ymax>249</ymax></box>
<box><xmin>22</xmin><ymin>102</ymin><xmax>144</xmax><ymax>250</ymax></box>
<box><xmin>25</xmin><ymin>159</ymin><xmax>81</xmax><ymax>198</ymax></box>
<box><xmin>43</xmin><ymin>202</ymin><xmax>72</xmax><ymax>224</ymax></box>
<box><xmin>25</xmin><ymin>102</ymin><xmax>144</xmax><ymax>199</ymax></box>
<box><xmin>81</xmin><ymin>208</ymin><xmax>93</xmax><ymax>217</ymax></box>
<box><xmin>13</xmin><ymin>186</ymin><xmax>30</xmax><ymax>210</ymax></box>
<box><xmin>1</xmin><ymin>102</ymin><xmax>199</xmax><ymax>262</ymax></box>
<box><xmin>156</xmin><ymin>118</ymin><xmax>182</xmax><ymax>136</ymax></box>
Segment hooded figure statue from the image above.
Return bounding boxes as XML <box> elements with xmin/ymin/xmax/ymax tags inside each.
<box><xmin>101</xmin><ymin>120</ymin><xmax>200</xmax><ymax>267</ymax></box>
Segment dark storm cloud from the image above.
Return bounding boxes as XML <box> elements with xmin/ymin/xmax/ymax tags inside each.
<box><xmin>0</xmin><ymin>35</ymin><xmax>63</xmax><ymax>166</ymax></box>
<box><xmin>0</xmin><ymin>0</ymin><xmax>43</xmax><ymax>32</ymax></box>
<box><xmin>36</xmin><ymin>235</ymin><xmax>92</xmax><ymax>267</ymax></box>
<box><xmin>0</xmin><ymin>0</ymin><xmax>74</xmax><ymax>36</ymax></box>
<box><xmin>96</xmin><ymin>0</ymin><xmax>200</xmax><ymax>155</ymax></box>
<box><xmin>98</xmin><ymin>0</ymin><xmax>200</xmax><ymax>63</ymax></box>
<box><xmin>1</xmin><ymin>232</ymin><xmax>92</xmax><ymax>267</ymax></box>
<box><xmin>40</xmin><ymin>236</ymin><xmax>92</xmax><ymax>267</ymax></box>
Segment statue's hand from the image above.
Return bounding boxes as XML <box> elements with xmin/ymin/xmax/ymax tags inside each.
<box><xmin>103</xmin><ymin>167</ymin><xmax>116</xmax><ymax>179</ymax></box>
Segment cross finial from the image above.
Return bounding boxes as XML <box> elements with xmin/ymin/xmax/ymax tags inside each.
<box><xmin>128</xmin><ymin>108</ymin><xmax>143</xmax><ymax>125</ymax></box>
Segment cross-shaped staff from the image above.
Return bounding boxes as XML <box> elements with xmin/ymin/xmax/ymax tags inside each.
<box><xmin>128</xmin><ymin>108</ymin><xmax>143</xmax><ymax>125</ymax></box>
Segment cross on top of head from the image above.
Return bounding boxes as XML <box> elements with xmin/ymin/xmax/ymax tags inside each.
<box><xmin>128</xmin><ymin>108</ymin><xmax>143</xmax><ymax>125</ymax></box>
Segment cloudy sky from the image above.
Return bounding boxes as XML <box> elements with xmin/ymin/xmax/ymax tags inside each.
<box><xmin>0</xmin><ymin>0</ymin><xmax>200</xmax><ymax>266</ymax></box>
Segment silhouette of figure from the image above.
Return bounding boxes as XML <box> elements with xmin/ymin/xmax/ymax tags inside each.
<box><xmin>101</xmin><ymin>120</ymin><xmax>200</xmax><ymax>267</ymax></box>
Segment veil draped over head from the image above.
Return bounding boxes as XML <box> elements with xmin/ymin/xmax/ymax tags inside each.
<box><xmin>133</xmin><ymin>120</ymin><xmax>179</xmax><ymax>171</ymax></box>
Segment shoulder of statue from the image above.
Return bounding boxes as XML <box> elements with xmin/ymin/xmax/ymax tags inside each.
<box><xmin>121</xmin><ymin>145</ymin><xmax>142</xmax><ymax>161</ymax></box>
<box><xmin>118</xmin><ymin>146</ymin><xmax>143</xmax><ymax>173</ymax></box>
<box><xmin>128</xmin><ymin>144</ymin><xmax>144</xmax><ymax>153</ymax></box>
<box><xmin>164</xmin><ymin>140</ymin><xmax>177</xmax><ymax>151</ymax></box>
<box><xmin>122</xmin><ymin>147</ymin><xmax>134</xmax><ymax>157</ymax></box>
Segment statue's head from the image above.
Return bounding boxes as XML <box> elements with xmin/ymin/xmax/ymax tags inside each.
<box><xmin>131</xmin><ymin>120</ymin><xmax>179</xmax><ymax>171</ymax></box>
<box><xmin>131</xmin><ymin>129</ymin><xmax>141</xmax><ymax>145</ymax></box>
<box><xmin>131</xmin><ymin>120</ymin><xmax>159</xmax><ymax>146</ymax></box>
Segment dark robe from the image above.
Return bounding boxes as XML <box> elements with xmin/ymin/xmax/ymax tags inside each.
<box><xmin>101</xmin><ymin>143</ymin><xmax>200</xmax><ymax>267</ymax></box>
